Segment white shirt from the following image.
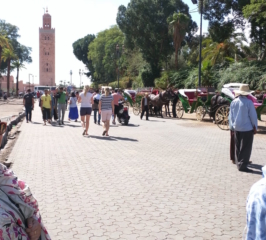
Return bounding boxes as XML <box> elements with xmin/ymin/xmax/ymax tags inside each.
<box><xmin>79</xmin><ymin>92</ymin><xmax>93</xmax><ymax>108</ymax></box>
<box><xmin>93</xmin><ymin>93</ymin><xmax>101</xmax><ymax>100</ymax></box>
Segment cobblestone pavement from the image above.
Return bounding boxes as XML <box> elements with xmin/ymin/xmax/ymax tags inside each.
<box><xmin>8</xmin><ymin>107</ymin><xmax>266</xmax><ymax>239</ymax></box>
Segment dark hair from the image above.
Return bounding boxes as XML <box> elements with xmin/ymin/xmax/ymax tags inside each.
<box><xmin>60</xmin><ymin>87</ymin><xmax>63</xmax><ymax>90</ymax></box>
<box><xmin>71</xmin><ymin>91</ymin><xmax>75</xmax><ymax>97</ymax></box>
<box><xmin>76</xmin><ymin>91</ymin><xmax>79</xmax><ymax>94</ymax></box>
<box><xmin>96</xmin><ymin>89</ymin><xmax>99</xmax><ymax>93</ymax></box>
<box><xmin>27</xmin><ymin>89</ymin><xmax>31</xmax><ymax>92</ymax></box>
<box><xmin>115</xmin><ymin>89</ymin><xmax>118</xmax><ymax>93</ymax></box>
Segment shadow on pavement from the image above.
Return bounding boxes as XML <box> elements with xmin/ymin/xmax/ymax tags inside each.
<box><xmin>148</xmin><ymin>120</ymin><xmax>166</xmax><ymax>122</ymax></box>
<box><xmin>31</xmin><ymin>122</ymin><xmax>42</xmax><ymax>125</ymax></box>
<box><xmin>119</xmin><ymin>124</ymin><xmax>139</xmax><ymax>127</ymax></box>
<box><xmin>89</xmin><ymin>136</ymin><xmax>117</xmax><ymax>141</ymax></box>
<box><xmin>111</xmin><ymin>136</ymin><xmax>138</xmax><ymax>142</ymax></box>
<box><xmin>257</xmin><ymin>126</ymin><xmax>266</xmax><ymax>134</ymax></box>
<box><xmin>66</xmin><ymin>124</ymin><xmax>81</xmax><ymax>128</ymax></box>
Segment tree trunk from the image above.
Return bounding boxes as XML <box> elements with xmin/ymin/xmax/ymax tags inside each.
<box><xmin>7</xmin><ymin>59</ymin><xmax>10</xmax><ymax>97</ymax></box>
<box><xmin>16</xmin><ymin>67</ymin><xmax>19</xmax><ymax>96</ymax></box>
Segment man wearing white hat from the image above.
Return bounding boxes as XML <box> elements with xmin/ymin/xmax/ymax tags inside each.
<box><xmin>229</xmin><ymin>84</ymin><xmax>258</xmax><ymax>172</ymax></box>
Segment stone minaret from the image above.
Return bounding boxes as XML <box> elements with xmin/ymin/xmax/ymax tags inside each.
<box><xmin>39</xmin><ymin>8</ymin><xmax>55</xmax><ymax>86</ymax></box>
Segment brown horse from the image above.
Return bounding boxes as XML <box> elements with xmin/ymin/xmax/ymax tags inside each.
<box><xmin>149</xmin><ymin>89</ymin><xmax>175</xmax><ymax>117</ymax></box>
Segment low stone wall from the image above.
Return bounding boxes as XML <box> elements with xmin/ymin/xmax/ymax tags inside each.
<box><xmin>0</xmin><ymin>112</ymin><xmax>25</xmax><ymax>150</ymax></box>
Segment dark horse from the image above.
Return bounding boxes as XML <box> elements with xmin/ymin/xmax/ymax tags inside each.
<box><xmin>149</xmin><ymin>89</ymin><xmax>176</xmax><ymax>117</ymax></box>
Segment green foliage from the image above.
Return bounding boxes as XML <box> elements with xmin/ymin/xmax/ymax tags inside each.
<box><xmin>117</xmin><ymin>0</ymin><xmax>197</xmax><ymax>85</ymax></box>
<box><xmin>218</xmin><ymin>61</ymin><xmax>266</xmax><ymax>90</ymax></box>
<box><xmin>88</xmin><ymin>26</ymin><xmax>124</xmax><ymax>84</ymax></box>
<box><xmin>243</xmin><ymin>0</ymin><xmax>266</xmax><ymax>60</ymax></box>
<box><xmin>72</xmin><ymin>34</ymin><xmax>95</xmax><ymax>77</ymax></box>
<box><xmin>0</xmin><ymin>19</ymin><xmax>31</xmax><ymax>73</ymax></box>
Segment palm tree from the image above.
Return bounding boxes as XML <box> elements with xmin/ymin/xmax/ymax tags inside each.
<box><xmin>1</xmin><ymin>48</ymin><xmax>17</xmax><ymax>97</ymax></box>
<box><xmin>202</xmin><ymin>33</ymin><xmax>247</xmax><ymax>65</ymax></box>
<box><xmin>168</xmin><ymin>13</ymin><xmax>190</xmax><ymax>69</ymax></box>
<box><xmin>0</xmin><ymin>35</ymin><xmax>12</xmax><ymax>69</ymax></box>
<box><xmin>11</xmin><ymin>60</ymin><xmax>25</xmax><ymax>96</ymax></box>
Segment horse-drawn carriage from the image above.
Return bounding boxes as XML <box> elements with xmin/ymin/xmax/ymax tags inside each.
<box><xmin>214</xmin><ymin>83</ymin><xmax>266</xmax><ymax>130</ymax></box>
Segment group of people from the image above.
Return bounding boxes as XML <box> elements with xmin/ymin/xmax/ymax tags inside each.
<box><xmin>23</xmin><ymin>86</ymin><xmax>126</xmax><ymax>137</ymax></box>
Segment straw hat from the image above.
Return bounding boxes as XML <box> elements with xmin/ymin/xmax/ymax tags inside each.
<box><xmin>234</xmin><ymin>84</ymin><xmax>252</xmax><ymax>96</ymax></box>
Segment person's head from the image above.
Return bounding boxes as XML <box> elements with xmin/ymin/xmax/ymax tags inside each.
<box><xmin>145</xmin><ymin>93</ymin><xmax>149</xmax><ymax>98</ymax></box>
<box><xmin>115</xmin><ymin>89</ymin><xmax>118</xmax><ymax>93</ymax></box>
<box><xmin>27</xmin><ymin>89</ymin><xmax>31</xmax><ymax>93</ymax></box>
<box><xmin>105</xmin><ymin>88</ymin><xmax>110</xmax><ymax>96</ymax></box>
<box><xmin>76</xmin><ymin>91</ymin><xmax>79</xmax><ymax>95</ymax></box>
<box><xmin>95</xmin><ymin>89</ymin><xmax>99</xmax><ymax>94</ymax></box>
<box><xmin>63</xmin><ymin>88</ymin><xmax>66</xmax><ymax>91</ymax></box>
<box><xmin>44</xmin><ymin>89</ymin><xmax>48</xmax><ymax>95</ymax></box>
<box><xmin>71</xmin><ymin>91</ymin><xmax>75</xmax><ymax>97</ymax></box>
<box><xmin>60</xmin><ymin>87</ymin><xmax>63</xmax><ymax>92</ymax></box>
<box><xmin>83</xmin><ymin>85</ymin><xmax>90</xmax><ymax>96</ymax></box>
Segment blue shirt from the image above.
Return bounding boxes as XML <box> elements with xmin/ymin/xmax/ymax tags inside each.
<box><xmin>229</xmin><ymin>96</ymin><xmax>258</xmax><ymax>132</ymax></box>
<box><xmin>246</xmin><ymin>167</ymin><xmax>266</xmax><ymax>239</ymax></box>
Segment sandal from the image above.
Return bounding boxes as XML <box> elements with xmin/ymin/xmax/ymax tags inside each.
<box><xmin>82</xmin><ymin>130</ymin><xmax>86</xmax><ymax>135</ymax></box>
<box><xmin>102</xmin><ymin>130</ymin><xmax>106</xmax><ymax>136</ymax></box>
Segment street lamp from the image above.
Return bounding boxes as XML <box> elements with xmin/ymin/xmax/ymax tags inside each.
<box><xmin>191</xmin><ymin>0</ymin><xmax>203</xmax><ymax>87</ymax></box>
<box><xmin>79</xmin><ymin>69</ymin><xmax>84</xmax><ymax>88</ymax></box>
<box><xmin>116</xmin><ymin>44</ymin><xmax>124</xmax><ymax>89</ymax></box>
<box><xmin>70</xmin><ymin>70</ymin><xmax>72</xmax><ymax>84</ymax></box>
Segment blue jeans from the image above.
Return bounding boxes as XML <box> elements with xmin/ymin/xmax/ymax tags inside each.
<box><xmin>25</xmin><ymin>105</ymin><xmax>32</xmax><ymax>122</ymax></box>
<box><xmin>93</xmin><ymin>109</ymin><xmax>101</xmax><ymax>123</ymax></box>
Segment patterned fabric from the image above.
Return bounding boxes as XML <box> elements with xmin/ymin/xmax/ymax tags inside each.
<box><xmin>246</xmin><ymin>167</ymin><xmax>266</xmax><ymax>240</ymax></box>
<box><xmin>0</xmin><ymin>163</ymin><xmax>50</xmax><ymax>240</ymax></box>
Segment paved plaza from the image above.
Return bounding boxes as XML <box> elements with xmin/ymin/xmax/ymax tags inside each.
<box><xmin>7</xmin><ymin>108</ymin><xmax>266</xmax><ymax>239</ymax></box>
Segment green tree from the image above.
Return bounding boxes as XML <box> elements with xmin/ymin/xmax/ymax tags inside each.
<box><xmin>243</xmin><ymin>0</ymin><xmax>266</xmax><ymax>60</ymax></box>
<box><xmin>0</xmin><ymin>35</ymin><xmax>11</xmax><ymax>69</ymax></box>
<box><xmin>202</xmin><ymin>33</ymin><xmax>247</xmax><ymax>65</ymax></box>
<box><xmin>72</xmin><ymin>34</ymin><xmax>95</xmax><ymax>77</ymax></box>
<box><xmin>11</xmin><ymin>60</ymin><xmax>25</xmax><ymax>95</ymax></box>
<box><xmin>1</xmin><ymin>48</ymin><xmax>17</xmax><ymax>96</ymax></box>
<box><xmin>117</xmin><ymin>0</ymin><xmax>197</xmax><ymax>86</ymax></box>
<box><xmin>168</xmin><ymin>12</ymin><xmax>190</xmax><ymax>69</ymax></box>
<box><xmin>0</xmin><ymin>20</ymin><xmax>32</xmax><ymax>74</ymax></box>
<box><xmin>88</xmin><ymin>26</ymin><xmax>124</xmax><ymax>84</ymax></box>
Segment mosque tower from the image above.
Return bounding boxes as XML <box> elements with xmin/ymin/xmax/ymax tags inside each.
<box><xmin>39</xmin><ymin>8</ymin><xmax>55</xmax><ymax>86</ymax></box>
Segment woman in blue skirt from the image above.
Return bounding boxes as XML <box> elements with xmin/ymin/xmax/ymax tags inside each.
<box><xmin>68</xmin><ymin>91</ymin><xmax>79</xmax><ymax>122</ymax></box>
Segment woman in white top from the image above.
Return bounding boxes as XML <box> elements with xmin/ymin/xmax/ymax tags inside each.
<box><xmin>78</xmin><ymin>85</ymin><xmax>94</xmax><ymax>136</ymax></box>
<box><xmin>68</xmin><ymin>91</ymin><xmax>79</xmax><ymax>122</ymax></box>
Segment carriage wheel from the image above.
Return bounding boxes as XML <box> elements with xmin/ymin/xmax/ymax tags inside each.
<box><xmin>176</xmin><ymin>100</ymin><xmax>184</xmax><ymax>118</ymax></box>
<box><xmin>215</xmin><ymin>105</ymin><xmax>230</xmax><ymax>130</ymax></box>
<box><xmin>196</xmin><ymin>106</ymin><xmax>206</xmax><ymax>121</ymax></box>
<box><xmin>133</xmin><ymin>103</ymin><xmax>140</xmax><ymax>116</ymax></box>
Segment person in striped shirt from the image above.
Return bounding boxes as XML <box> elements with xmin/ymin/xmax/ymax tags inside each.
<box><xmin>99</xmin><ymin>88</ymin><xmax>114</xmax><ymax>136</ymax></box>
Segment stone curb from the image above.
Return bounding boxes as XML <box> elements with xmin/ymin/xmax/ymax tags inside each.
<box><xmin>0</xmin><ymin>111</ymin><xmax>25</xmax><ymax>154</ymax></box>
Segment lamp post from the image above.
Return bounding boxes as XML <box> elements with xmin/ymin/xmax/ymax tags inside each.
<box><xmin>191</xmin><ymin>0</ymin><xmax>203</xmax><ymax>88</ymax></box>
<box><xmin>116</xmin><ymin>44</ymin><xmax>124</xmax><ymax>89</ymax></box>
<box><xmin>79</xmin><ymin>69</ymin><xmax>84</xmax><ymax>88</ymax></box>
<box><xmin>70</xmin><ymin>70</ymin><xmax>72</xmax><ymax>84</ymax></box>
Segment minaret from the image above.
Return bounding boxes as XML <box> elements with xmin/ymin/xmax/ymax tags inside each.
<box><xmin>39</xmin><ymin>8</ymin><xmax>55</xmax><ymax>86</ymax></box>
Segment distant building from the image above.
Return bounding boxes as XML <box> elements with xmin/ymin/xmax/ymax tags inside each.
<box><xmin>39</xmin><ymin>8</ymin><xmax>55</xmax><ymax>86</ymax></box>
<box><xmin>0</xmin><ymin>76</ymin><xmax>32</xmax><ymax>94</ymax></box>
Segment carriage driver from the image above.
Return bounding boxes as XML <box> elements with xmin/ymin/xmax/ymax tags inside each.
<box><xmin>140</xmin><ymin>93</ymin><xmax>150</xmax><ymax>120</ymax></box>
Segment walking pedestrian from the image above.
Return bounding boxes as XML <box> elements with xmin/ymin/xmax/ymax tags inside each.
<box><xmin>140</xmin><ymin>93</ymin><xmax>150</xmax><ymax>120</ymax></box>
<box><xmin>53</xmin><ymin>88</ymin><xmax>59</xmax><ymax>121</ymax></box>
<box><xmin>229</xmin><ymin>84</ymin><xmax>258</xmax><ymax>172</ymax></box>
<box><xmin>78</xmin><ymin>85</ymin><xmax>93</xmax><ymax>136</ymax></box>
<box><xmin>68</xmin><ymin>92</ymin><xmax>79</xmax><ymax>122</ymax></box>
<box><xmin>112</xmin><ymin>89</ymin><xmax>123</xmax><ymax>125</ymax></box>
<box><xmin>99</xmin><ymin>88</ymin><xmax>114</xmax><ymax>137</ymax></box>
<box><xmin>41</xmin><ymin>89</ymin><xmax>52</xmax><ymax>125</ymax></box>
<box><xmin>92</xmin><ymin>89</ymin><xmax>101</xmax><ymax>125</ymax></box>
<box><xmin>56</xmin><ymin>87</ymin><xmax>66</xmax><ymax>125</ymax></box>
<box><xmin>23</xmin><ymin>89</ymin><xmax>34</xmax><ymax>123</ymax></box>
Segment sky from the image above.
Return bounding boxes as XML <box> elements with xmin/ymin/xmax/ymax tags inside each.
<box><xmin>0</xmin><ymin>0</ymin><xmax>208</xmax><ymax>87</ymax></box>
